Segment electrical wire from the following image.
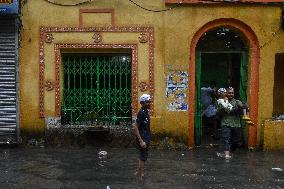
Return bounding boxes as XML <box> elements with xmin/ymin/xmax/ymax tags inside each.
<box><xmin>128</xmin><ymin>0</ymin><xmax>185</xmax><ymax>12</ymax></box>
<box><xmin>42</xmin><ymin>0</ymin><xmax>282</xmax><ymax>48</ymax></box>
<box><xmin>43</xmin><ymin>0</ymin><xmax>94</xmax><ymax>6</ymax></box>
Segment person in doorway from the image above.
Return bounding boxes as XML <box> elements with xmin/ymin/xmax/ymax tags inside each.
<box><xmin>217</xmin><ymin>87</ymin><xmax>245</xmax><ymax>159</ymax></box>
<box><xmin>201</xmin><ymin>81</ymin><xmax>216</xmax><ymax>115</ymax></box>
<box><xmin>133</xmin><ymin>94</ymin><xmax>151</xmax><ymax>181</ymax></box>
<box><xmin>201</xmin><ymin>82</ymin><xmax>218</xmax><ymax>140</ymax></box>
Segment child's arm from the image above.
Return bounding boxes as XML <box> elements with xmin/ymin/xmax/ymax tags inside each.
<box><xmin>133</xmin><ymin>112</ymin><xmax>147</xmax><ymax>148</ymax></box>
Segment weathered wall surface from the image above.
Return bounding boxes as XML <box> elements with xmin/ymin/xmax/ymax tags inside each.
<box><xmin>19</xmin><ymin>0</ymin><xmax>284</xmax><ymax>147</ymax></box>
<box><xmin>263</xmin><ymin>120</ymin><xmax>284</xmax><ymax>150</ymax></box>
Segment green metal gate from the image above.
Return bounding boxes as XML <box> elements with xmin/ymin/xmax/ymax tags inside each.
<box><xmin>61</xmin><ymin>54</ymin><xmax>132</xmax><ymax>127</ymax></box>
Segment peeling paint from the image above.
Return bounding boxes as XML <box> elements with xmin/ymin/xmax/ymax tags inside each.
<box><xmin>45</xmin><ymin>117</ymin><xmax>61</xmax><ymax>129</ymax></box>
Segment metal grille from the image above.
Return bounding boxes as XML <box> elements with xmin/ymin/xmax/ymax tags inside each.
<box><xmin>0</xmin><ymin>17</ymin><xmax>17</xmax><ymax>142</ymax></box>
<box><xmin>61</xmin><ymin>54</ymin><xmax>132</xmax><ymax>127</ymax></box>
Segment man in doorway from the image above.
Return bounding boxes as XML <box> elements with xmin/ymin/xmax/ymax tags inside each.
<box><xmin>133</xmin><ymin>94</ymin><xmax>151</xmax><ymax>181</ymax></box>
<box><xmin>201</xmin><ymin>81</ymin><xmax>216</xmax><ymax>115</ymax></box>
<box><xmin>218</xmin><ymin>87</ymin><xmax>245</xmax><ymax>159</ymax></box>
<box><xmin>201</xmin><ymin>81</ymin><xmax>218</xmax><ymax>140</ymax></box>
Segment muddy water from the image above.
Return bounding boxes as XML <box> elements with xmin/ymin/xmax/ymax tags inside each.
<box><xmin>0</xmin><ymin>147</ymin><xmax>283</xmax><ymax>189</ymax></box>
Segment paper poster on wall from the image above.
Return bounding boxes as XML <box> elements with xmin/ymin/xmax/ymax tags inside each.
<box><xmin>166</xmin><ymin>71</ymin><xmax>188</xmax><ymax>111</ymax></box>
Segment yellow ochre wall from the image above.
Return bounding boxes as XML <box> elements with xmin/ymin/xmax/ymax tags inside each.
<box><xmin>19</xmin><ymin>0</ymin><xmax>284</xmax><ymax>147</ymax></box>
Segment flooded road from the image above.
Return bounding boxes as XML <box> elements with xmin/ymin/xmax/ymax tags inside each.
<box><xmin>0</xmin><ymin>147</ymin><xmax>283</xmax><ymax>189</ymax></box>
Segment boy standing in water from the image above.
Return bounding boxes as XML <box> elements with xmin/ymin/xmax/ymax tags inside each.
<box><xmin>133</xmin><ymin>94</ymin><xmax>151</xmax><ymax>181</ymax></box>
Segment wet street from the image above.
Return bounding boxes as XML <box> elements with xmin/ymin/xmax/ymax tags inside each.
<box><xmin>0</xmin><ymin>147</ymin><xmax>283</xmax><ymax>189</ymax></box>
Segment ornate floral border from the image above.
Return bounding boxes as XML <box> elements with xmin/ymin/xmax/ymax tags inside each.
<box><xmin>39</xmin><ymin>26</ymin><xmax>155</xmax><ymax>118</ymax></box>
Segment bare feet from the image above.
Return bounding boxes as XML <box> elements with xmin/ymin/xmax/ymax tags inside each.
<box><xmin>139</xmin><ymin>174</ymin><xmax>144</xmax><ymax>181</ymax></box>
<box><xmin>225</xmin><ymin>154</ymin><xmax>232</xmax><ymax>159</ymax></box>
<box><xmin>224</xmin><ymin>151</ymin><xmax>232</xmax><ymax>159</ymax></box>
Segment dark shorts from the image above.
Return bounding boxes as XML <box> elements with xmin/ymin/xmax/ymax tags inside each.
<box><xmin>136</xmin><ymin>140</ymin><xmax>150</xmax><ymax>161</ymax></box>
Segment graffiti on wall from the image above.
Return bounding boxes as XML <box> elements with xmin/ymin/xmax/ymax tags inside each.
<box><xmin>166</xmin><ymin>71</ymin><xmax>188</xmax><ymax>111</ymax></box>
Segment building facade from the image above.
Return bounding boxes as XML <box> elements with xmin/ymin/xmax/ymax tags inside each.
<box><xmin>19</xmin><ymin>0</ymin><xmax>284</xmax><ymax>149</ymax></box>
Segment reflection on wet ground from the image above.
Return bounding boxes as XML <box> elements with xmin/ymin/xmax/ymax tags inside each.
<box><xmin>0</xmin><ymin>147</ymin><xmax>283</xmax><ymax>189</ymax></box>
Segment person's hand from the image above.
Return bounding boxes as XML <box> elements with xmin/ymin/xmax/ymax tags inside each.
<box><xmin>140</xmin><ymin>140</ymin><xmax>146</xmax><ymax>148</ymax></box>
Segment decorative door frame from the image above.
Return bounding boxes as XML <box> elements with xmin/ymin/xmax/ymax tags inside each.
<box><xmin>188</xmin><ymin>18</ymin><xmax>260</xmax><ymax>148</ymax></box>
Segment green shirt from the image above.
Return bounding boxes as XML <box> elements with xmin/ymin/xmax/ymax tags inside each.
<box><xmin>218</xmin><ymin>98</ymin><xmax>243</xmax><ymax>128</ymax></box>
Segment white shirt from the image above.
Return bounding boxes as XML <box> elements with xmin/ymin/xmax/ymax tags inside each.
<box><xmin>217</xmin><ymin>98</ymin><xmax>233</xmax><ymax>113</ymax></box>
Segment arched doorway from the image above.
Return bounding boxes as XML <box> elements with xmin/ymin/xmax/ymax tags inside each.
<box><xmin>188</xmin><ymin>19</ymin><xmax>259</xmax><ymax>148</ymax></box>
<box><xmin>195</xmin><ymin>27</ymin><xmax>248</xmax><ymax>146</ymax></box>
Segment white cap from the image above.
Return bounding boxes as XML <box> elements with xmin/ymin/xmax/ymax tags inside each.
<box><xmin>218</xmin><ymin>88</ymin><xmax>227</xmax><ymax>94</ymax></box>
<box><xmin>140</xmin><ymin>94</ymin><xmax>151</xmax><ymax>102</ymax></box>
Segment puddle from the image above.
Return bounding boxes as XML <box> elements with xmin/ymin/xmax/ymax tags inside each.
<box><xmin>0</xmin><ymin>147</ymin><xmax>282</xmax><ymax>188</ymax></box>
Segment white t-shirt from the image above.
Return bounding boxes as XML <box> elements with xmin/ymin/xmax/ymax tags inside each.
<box><xmin>217</xmin><ymin>98</ymin><xmax>233</xmax><ymax>113</ymax></box>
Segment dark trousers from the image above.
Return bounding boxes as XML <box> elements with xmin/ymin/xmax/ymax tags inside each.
<box><xmin>222</xmin><ymin>126</ymin><xmax>242</xmax><ymax>151</ymax></box>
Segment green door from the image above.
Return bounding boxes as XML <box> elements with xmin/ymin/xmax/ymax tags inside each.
<box><xmin>195</xmin><ymin>51</ymin><xmax>202</xmax><ymax>145</ymax></box>
<box><xmin>194</xmin><ymin>51</ymin><xmax>248</xmax><ymax>145</ymax></box>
